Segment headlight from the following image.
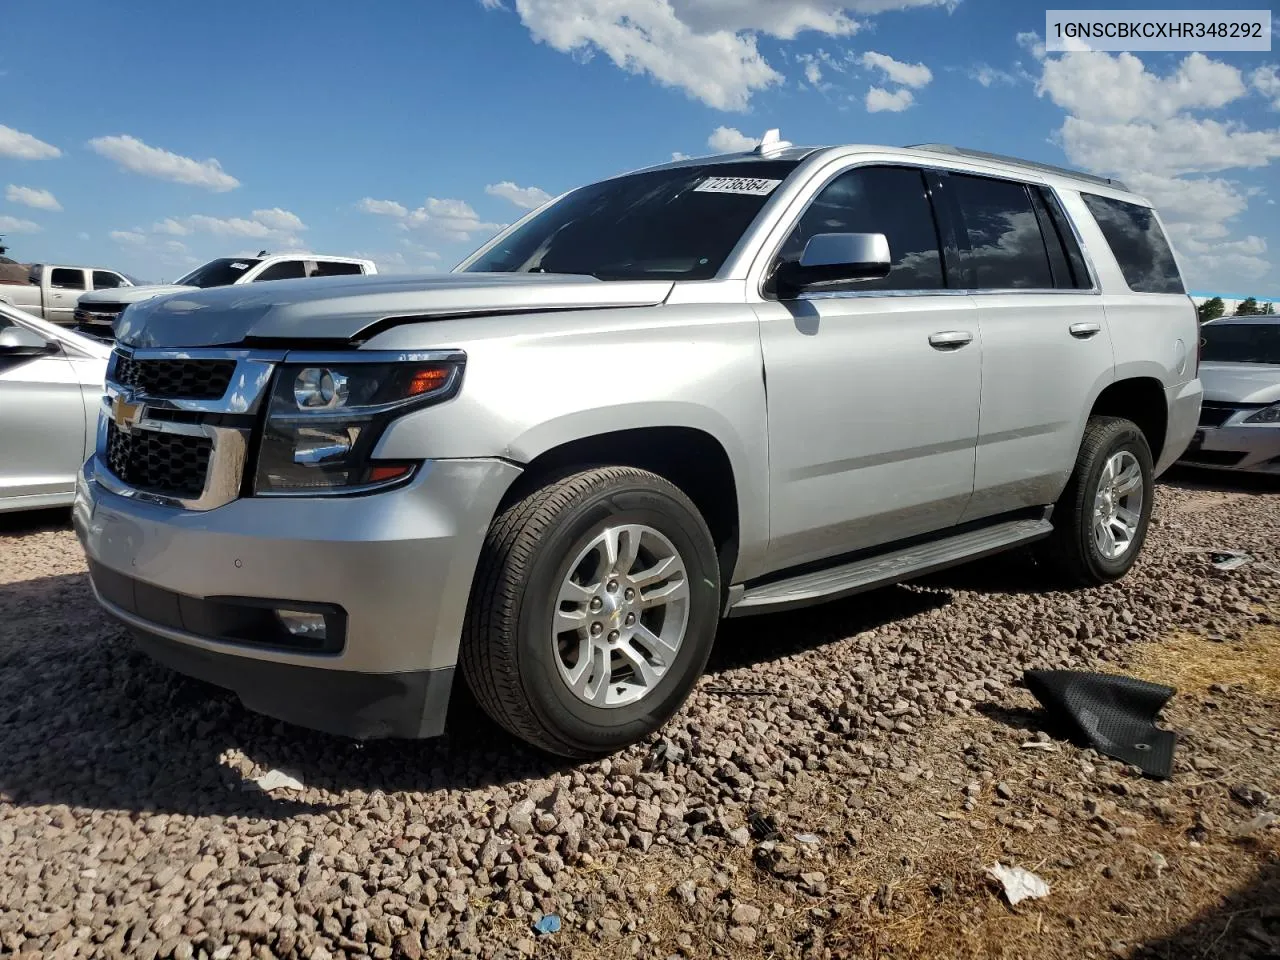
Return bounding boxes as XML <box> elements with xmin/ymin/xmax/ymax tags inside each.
<box><xmin>253</xmin><ymin>352</ymin><xmax>464</xmax><ymax>495</ymax></box>
<box><xmin>1244</xmin><ymin>403</ymin><xmax>1280</xmax><ymax>424</ymax></box>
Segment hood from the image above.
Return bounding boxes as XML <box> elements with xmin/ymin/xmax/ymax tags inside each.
<box><xmin>80</xmin><ymin>284</ymin><xmax>196</xmax><ymax>307</ymax></box>
<box><xmin>114</xmin><ymin>273</ymin><xmax>674</xmax><ymax>348</ymax></box>
<box><xmin>1199</xmin><ymin>361</ymin><xmax>1280</xmax><ymax>405</ymax></box>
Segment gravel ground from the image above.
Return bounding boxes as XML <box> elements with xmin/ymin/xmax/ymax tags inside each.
<box><xmin>1</xmin><ymin>473</ymin><xmax>1277</xmax><ymax>960</ymax></box>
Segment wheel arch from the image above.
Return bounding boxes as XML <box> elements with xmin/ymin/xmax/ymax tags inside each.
<box><xmin>1088</xmin><ymin>376</ymin><xmax>1169</xmax><ymax>466</ymax></box>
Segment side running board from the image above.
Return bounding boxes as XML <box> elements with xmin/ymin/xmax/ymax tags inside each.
<box><xmin>727</xmin><ymin>516</ymin><xmax>1053</xmax><ymax>617</ymax></box>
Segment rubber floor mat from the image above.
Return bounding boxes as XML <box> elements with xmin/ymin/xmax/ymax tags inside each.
<box><xmin>1023</xmin><ymin>670</ymin><xmax>1177</xmax><ymax>778</ymax></box>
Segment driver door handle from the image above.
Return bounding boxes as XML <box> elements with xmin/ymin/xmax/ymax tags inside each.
<box><xmin>1069</xmin><ymin>321</ymin><xmax>1102</xmax><ymax>339</ymax></box>
<box><xmin>928</xmin><ymin>330</ymin><xmax>974</xmax><ymax>350</ymax></box>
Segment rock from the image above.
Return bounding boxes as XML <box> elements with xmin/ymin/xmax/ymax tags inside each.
<box><xmin>731</xmin><ymin>904</ymin><xmax>762</xmax><ymax>926</ymax></box>
<box><xmin>728</xmin><ymin>926</ymin><xmax>757</xmax><ymax>946</ymax></box>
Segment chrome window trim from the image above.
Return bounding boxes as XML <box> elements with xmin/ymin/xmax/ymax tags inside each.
<box><xmin>744</xmin><ymin>156</ymin><xmax>1105</xmax><ymax>303</ymax></box>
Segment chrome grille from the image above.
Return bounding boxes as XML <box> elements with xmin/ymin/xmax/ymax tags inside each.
<box><xmin>106</xmin><ymin>422</ymin><xmax>213</xmax><ymax>499</ymax></box>
<box><xmin>113</xmin><ymin>355</ymin><xmax>236</xmax><ymax>400</ymax></box>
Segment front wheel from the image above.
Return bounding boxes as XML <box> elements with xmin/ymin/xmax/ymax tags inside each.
<box><xmin>460</xmin><ymin>467</ymin><xmax>721</xmax><ymax>759</ymax></box>
<box><xmin>1038</xmin><ymin>416</ymin><xmax>1155</xmax><ymax>586</ymax></box>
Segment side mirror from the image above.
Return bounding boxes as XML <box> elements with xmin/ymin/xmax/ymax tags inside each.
<box><xmin>0</xmin><ymin>325</ymin><xmax>58</xmax><ymax>356</ymax></box>
<box><xmin>774</xmin><ymin>233</ymin><xmax>892</xmax><ymax>297</ymax></box>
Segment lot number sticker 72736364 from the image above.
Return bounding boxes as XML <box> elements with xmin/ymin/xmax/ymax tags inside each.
<box><xmin>693</xmin><ymin>177</ymin><xmax>783</xmax><ymax>196</ymax></box>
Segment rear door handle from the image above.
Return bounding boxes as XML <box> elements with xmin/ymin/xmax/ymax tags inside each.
<box><xmin>928</xmin><ymin>330</ymin><xmax>974</xmax><ymax>350</ymax></box>
<box><xmin>1069</xmin><ymin>322</ymin><xmax>1102</xmax><ymax>339</ymax></box>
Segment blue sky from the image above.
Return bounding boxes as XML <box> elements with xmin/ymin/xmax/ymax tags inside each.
<box><xmin>0</xmin><ymin>0</ymin><xmax>1277</xmax><ymax>295</ymax></box>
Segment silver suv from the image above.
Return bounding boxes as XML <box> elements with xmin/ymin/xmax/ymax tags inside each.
<box><xmin>74</xmin><ymin>137</ymin><xmax>1203</xmax><ymax>758</ymax></box>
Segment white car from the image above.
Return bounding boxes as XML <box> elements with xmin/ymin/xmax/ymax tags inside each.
<box><xmin>0</xmin><ymin>302</ymin><xmax>109</xmax><ymax>512</ymax></box>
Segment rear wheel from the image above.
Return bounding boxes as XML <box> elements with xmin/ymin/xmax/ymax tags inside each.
<box><xmin>1038</xmin><ymin>416</ymin><xmax>1154</xmax><ymax>586</ymax></box>
<box><xmin>460</xmin><ymin>467</ymin><xmax>721</xmax><ymax>758</ymax></box>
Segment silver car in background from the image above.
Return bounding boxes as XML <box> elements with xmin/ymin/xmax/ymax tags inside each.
<box><xmin>1179</xmin><ymin>316</ymin><xmax>1280</xmax><ymax>475</ymax></box>
<box><xmin>0</xmin><ymin>303</ymin><xmax>109</xmax><ymax>511</ymax></box>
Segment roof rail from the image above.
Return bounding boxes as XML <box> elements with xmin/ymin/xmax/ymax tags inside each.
<box><xmin>905</xmin><ymin>143</ymin><xmax>1129</xmax><ymax>191</ymax></box>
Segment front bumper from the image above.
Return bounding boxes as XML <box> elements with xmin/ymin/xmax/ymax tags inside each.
<box><xmin>74</xmin><ymin>456</ymin><xmax>521</xmax><ymax>738</ymax></box>
<box><xmin>1177</xmin><ymin>421</ymin><xmax>1280</xmax><ymax>474</ymax></box>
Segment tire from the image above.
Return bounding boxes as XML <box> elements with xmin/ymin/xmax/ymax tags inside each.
<box><xmin>1038</xmin><ymin>416</ymin><xmax>1155</xmax><ymax>586</ymax></box>
<box><xmin>460</xmin><ymin>466</ymin><xmax>721</xmax><ymax>759</ymax></box>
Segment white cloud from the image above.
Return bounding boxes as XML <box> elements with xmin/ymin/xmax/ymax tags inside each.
<box><xmin>858</xmin><ymin>50</ymin><xmax>932</xmax><ymax>88</ymax></box>
<box><xmin>865</xmin><ymin>86</ymin><xmax>914</xmax><ymax>112</ymax></box>
<box><xmin>1016</xmin><ymin>30</ymin><xmax>1046</xmax><ymax>61</ymax></box>
<box><xmin>1253</xmin><ymin>64</ymin><xmax>1280</xmax><ymax>109</ymax></box>
<box><xmin>405</xmin><ymin>197</ymin><xmax>503</xmax><ymax>241</ymax></box>
<box><xmin>512</xmin><ymin>0</ymin><xmax>781</xmax><ymax>111</ymax></box>
<box><xmin>1059</xmin><ymin>115</ymin><xmax>1280</xmax><ymax>178</ymax></box>
<box><xmin>5</xmin><ymin>184</ymin><xmax>61</xmax><ymax>211</ymax></box>
<box><xmin>361</xmin><ymin>195</ymin><xmax>502</xmax><ymax>242</ymax></box>
<box><xmin>358</xmin><ymin>197</ymin><xmax>409</xmax><ymax>217</ymax></box>
<box><xmin>803</xmin><ymin>59</ymin><xmax>822</xmax><ymax>85</ymax></box>
<box><xmin>152</xmin><ymin>218</ymin><xmax>191</xmax><ymax>236</ymax></box>
<box><xmin>479</xmin><ymin>0</ymin><xmax>505</xmax><ymax>7</ymax></box>
<box><xmin>88</xmin><ymin>134</ymin><xmax>240</xmax><ymax>192</ymax></box>
<box><xmin>485</xmin><ymin>181</ymin><xmax>554</xmax><ymax>209</ymax></box>
<box><xmin>1032</xmin><ymin>49</ymin><xmax>1279</xmax><ymax>292</ymax></box>
<box><xmin>0</xmin><ymin>124</ymin><xmax>60</xmax><ymax>160</ymax></box>
<box><xmin>110</xmin><ymin>230</ymin><xmax>147</xmax><ymax>245</ymax></box>
<box><xmin>77</xmin><ymin>232</ymin><xmax>90</xmax><ymax>241</ymax></box>
<box><xmin>149</xmin><ymin>209</ymin><xmax>306</xmax><ymax>244</ymax></box>
<box><xmin>1040</xmin><ymin>52</ymin><xmax>1244</xmax><ymax>125</ymax></box>
<box><xmin>251</xmin><ymin>207</ymin><xmax>306</xmax><ymax>232</ymax></box>
<box><xmin>970</xmin><ymin>63</ymin><xmax>1017</xmax><ymax>87</ymax></box>
<box><xmin>671</xmin><ymin>151</ymin><xmax>692</xmax><ymax>160</ymax></box>
<box><xmin>0</xmin><ymin>214</ymin><xmax>41</xmax><ymax>233</ymax></box>
<box><xmin>708</xmin><ymin>125</ymin><xmax>760</xmax><ymax>152</ymax></box>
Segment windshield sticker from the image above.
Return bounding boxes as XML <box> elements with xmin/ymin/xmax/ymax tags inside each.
<box><xmin>694</xmin><ymin>176</ymin><xmax>783</xmax><ymax>197</ymax></box>
<box><xmin>229</xmin><ymin>262</ymin><xmax>250</xmax><ymax>270</ymax></box>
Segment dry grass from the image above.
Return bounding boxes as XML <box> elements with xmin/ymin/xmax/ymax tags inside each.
<box><xmin>1129</xmin><ymin>624</ymin><xmax>1280</xmax><ymax>699</ymax></box>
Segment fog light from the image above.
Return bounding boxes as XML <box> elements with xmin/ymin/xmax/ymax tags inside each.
<box><xmin>275</xmin><ymin>608</ymin><xmax>328</xmax><ymax>639</ymax></box>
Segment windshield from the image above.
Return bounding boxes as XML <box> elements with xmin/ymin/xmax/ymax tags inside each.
<box><xmin>174</xmin><ymin>258</ymin><xmax>262</xmax><ymax>288</ymax></box>
<box><xmin>461</xmin><ymin>160</ymin><xmax>801</xmax><ymax>281</ymax></box>
<box><xmin>1200</xmin><ymin>321</ymin><xmax>1280</xmax><ymax>364</ymax></box>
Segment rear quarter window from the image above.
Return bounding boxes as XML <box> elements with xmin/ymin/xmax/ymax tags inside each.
<box><xmin>1081</xmin><ymin>194</ymin><xmax>1184</xmax><ymax>294</ymax></box>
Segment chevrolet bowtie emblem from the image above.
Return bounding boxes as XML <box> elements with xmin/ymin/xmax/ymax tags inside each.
<box><xmin>111</xmin><ymin>395</ymin><xmax>144</xmax><ymax>432</ymax></box>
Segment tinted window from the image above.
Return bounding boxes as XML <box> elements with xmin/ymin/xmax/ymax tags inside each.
<box><xmin>1038</xmin><ymin>187</ymin><xmax>1091</xmax><ymax>289</ymax></box>
<box><xmin>93</xmin><ymin>270</ymin><xmax>126</xmax><ymax>290</ymax></box>
<box><xmin>311</xmin><ymin>261</ymin><xmax>363</xmax><ymax>277</ymax></box>
<box><xmin>1200</xmin><ymin>322</ymin><xmax>1280</xmax><ymax>364</ymax></box>
<box><xmin>1082</xmin><ymin>194</ymin><xmax>1184</xmax><ymax>294</ymax></box>
<box><xmin>50</xmin><ymin>268</ymin><xmax>85</xmax><ymax>290</ymax></box>
<box><xmin>774</xmin><ymin>166</ymin><xmax>944</xmax><ymax>292</ymax></box>
<box><xmin>175</xmin><ymin>258</ymin><xmax>262</xmax><ymax>288</ymax></box>
<box><xmin>951</xmin><ymin>175</ymin><xmax>1053</xmax><ymax>289</ymax></box>
<box><xmin>463</xmin><ymin>160</ymin><xmax>801</xmax><ymax>281</ymax></box>
<box><xmin>253</xmin><ymin>261</ymin><xmax>307</xmax><ymax>282</ymax></box>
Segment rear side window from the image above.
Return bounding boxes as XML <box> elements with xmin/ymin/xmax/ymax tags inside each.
<box><xmin>1032</xmin><ymin>188</ymin><xmax>1092</xmax><ymax>289</ymax></box>
<box><xmin>775</xmin><ymin>165</ymin><xmax>944</xmax><ymax>292</ymax></box>
<box><xmin>949</xmin><ymin>174</ymin><xmax>1053</xmax><ymax>289</ymax></box>
<box><xmin>253</xmin><ymin>260</ymin><xmax>307</xmax><ymax>282</ymax></box>
<box><xmin>1199</xmin><ymin>322</ymin><xmax>1280</xmax><ymax>364</ymax></box>
<box><xmin>311</xmin><ymin>261</ymin><xmax>363</xmax><ymax>277</ymax></box>
<box><xmin>1081</xmin><ymin>194</ymin><xmax>1184</xmax><ymax>294</ymax></box>
<box><xmin>50</xmin><ymin>268</ymin><xmax>85</xmax><ymax>290</ymax></box>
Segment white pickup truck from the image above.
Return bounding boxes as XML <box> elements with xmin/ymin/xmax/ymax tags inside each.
<box><xmin>0</xmin><ymin>263</ymin><xmax>135</xmax><ymax>326</ymax></box>
<box><xmin>73</xmin><ymin>253</ymin><xmax>378</xmax><ymax>341</ymax></box>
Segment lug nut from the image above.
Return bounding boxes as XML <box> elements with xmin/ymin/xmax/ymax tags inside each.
<box><xmin>624</xmin><ymin>587</ymin><xmax>635</xmax><ymax>601</ymax></box>
<box><xmin>625</xmin><ymin>613</ymin><xmax>636</xmax><ymax>626</ymax></box>
<box><xmin>591</xmin><ymin>622</ymin><xmax>603</xmax><ymax>636</ymax></box>
<box><xmin>589</xmin><ymin>597</ymin><xmax>603</xmax><ymax>612</ymax></box>
<box><xmin>608</xmin><ymin>630</ymin><xmax>620</xmax><ymax>643</ymax></box>
<box><xmin>607</xmin><ymin>580</ymin><xmax>619</xmax><ymax>593</ymax></box>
